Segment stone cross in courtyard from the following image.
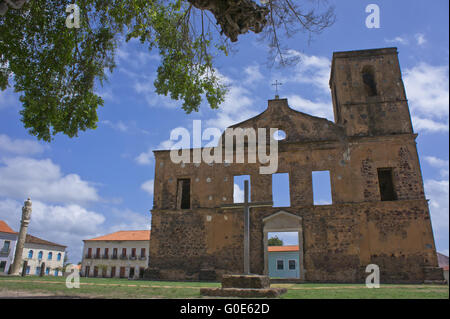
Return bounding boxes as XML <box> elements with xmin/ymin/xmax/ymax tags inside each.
<box><xmin>221</xmin><ymin>180</ymin><xmax>272</xmax><ymax>275</ymax></box>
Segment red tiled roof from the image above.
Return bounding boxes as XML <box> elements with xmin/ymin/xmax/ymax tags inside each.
<box><xmin>25</xmin><ymin>234</ymin><xmax>66</xmax><ymax>248</ymax></box>
<box><xmin>0</xmin><ymin>220</ymin><xmax>16</xmax><ymax>234</ymax></box>
<box><xmin>268</xmin><ymin>245</ymin><xmax>299</xmax><ymax>252</ymax></box>
<box><xmin>84</xmin><ymin>230</ymin><xmax>150</xmax><ymax>242</ymax></box>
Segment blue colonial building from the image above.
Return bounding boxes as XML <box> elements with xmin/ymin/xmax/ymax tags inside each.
<box><xmin>268</xmin><ymin>245</ymin><xmax>300</xmax><ymax>279</ymax></box>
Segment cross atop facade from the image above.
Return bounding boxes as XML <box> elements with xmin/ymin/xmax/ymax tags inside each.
<box><xmin>271</xmin><ymin>80</ymin><xmax>283</xmax><ymax>98</ymax></box>
<box><xmin>221</xmin><ymin>180</ymin><xmax>273</xmax><ymax>274</ymax></box>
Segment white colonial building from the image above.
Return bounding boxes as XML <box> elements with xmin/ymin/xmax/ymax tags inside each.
<box><xmin>0</xmin><ymin>220</ymin><xmax>66</xmax><ymax>276</ymax></box>
<box><xmin>0</xmin><ymin>220</ymin><xmax>18</xmax><ymax>274</ymax></box>
<box><xmin>81</xmin><ymin>230</ymin><xmax>150</xmax><ymax>279</ymax></box>
<box><xmin>21</xmin><ymin>234</ymin><xmax>66</xmax><ymax>276</ymax></box>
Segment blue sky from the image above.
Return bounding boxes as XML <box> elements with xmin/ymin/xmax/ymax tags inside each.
<box><xmin>0</xmin><ymin>0</ymin><xmax>448</xmax><ymax>264</ymax></box>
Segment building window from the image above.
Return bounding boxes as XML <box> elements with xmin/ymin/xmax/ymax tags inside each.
<box><xmin>234</xmin><ymin>175</ymin><xmax>250</xmax><ymax>203</ymax></box>
<box><xmin>95</xmin><ymin>248</ymin><xmax>101</xmax><ymax>259</ymax></box>
<box><xmin>26</xmin><ymin>266</ymin><xmax>30</xmax><ymax>274</ymax></box>
<box><xmin>362</xmin><ymin>65</ymin><xmax>377</xmax><ymax>96</ymax></box>
<box><xmin>121</xmin><ymin>248</ymin><xmax>127</xmax><ymax>259</ymax></box>
<box><xmin>312</xmin><ymin>170</ymin><xmax>333</xmax><ymax>205</ymax></box>
<box><xmin>0</xmin><ymin>261</ymin><xmax>6</xmax><ymax>273</ymax></box>
<box><xmin>104</xmin><ymin>248</ymin><xmax>109</xmax><ymax>258</ymax></box>
<box><xmin>140</xmin><ymin>248</ymin><xmax>146</xmax><ymax>258</ymax></box>
<box><xmin>288</xmin><ymin>260</ymin><xmax>296</xmax><ymax>270</ymax></box>
<box><xmin>131</xmin><ymin>248</ymin><xmax>136</xmax><ymax>257</ymax></box>
<box><xmin>38</xmin><ymin>251</ymin><xmax>43</xmax><ymax>260</ymax></box>
<box><xmin>177</xmin><ymin>179</ymin><xmax>191</xmax><ymax>209</ymax></box>
<box><xmin>57</xmin><ymin>253</ymin><xmax>62</xmax><ymax>261</ymax></box>
<box><xmin>277</xmin><ymin>260</ymin><xmax>284</xmax><ymax>270</ymax></box>
<box><xmin>377</xmin><ymin>168</ymin><xmax>397</xmax><ymax>201</ymax></box>
<box><xmin>112</xmin><ymin>248</ymin><xmax>118</xmax><ymax>259</ymax></box>
<box><xmin>47</xmin><ymin>252</ymin><xmax>52</xmax><ymax>260</ymax></box>
<box><xmin>2</xmin><ymin>240</ymin><xmax>10</xmax><ymax>251</ymax></box>
<box><xmin>28</xmin><ymin>250</ymin><xmax>33</xmax><ymax>259</ymax></box>
<box><xmin>272</xmin><ymin>173</ymin><xmax>290</xmax><ymax>207</ymax></box>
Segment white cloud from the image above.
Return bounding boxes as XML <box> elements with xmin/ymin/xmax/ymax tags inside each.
<box><xmin>0</xmin><ymin>134</ymin><xmax>46</xmax><ymax>155</ymax></box>
<box><xmin>233</xmin><ymin>183</ymin><xmax>244</xmax><ymax>203</ymax></box>
<box><xmin>385</xmin><ymin>36</ymin><xmax>409</xmax><ymax>45</ymax></box>
<box><xmin>424</xmin><ymin>156</ymin><xmax>449</xmax><ymax>178</ymax></box>
<box><xmin>243</xmin><ymin>65</ymin><xmax>264</xmax><ymax>86</ymax></box>
<box><xmin>141</xmin><ymin>179</ymin><xmax>154</xmax><ymax>196</ymax></box>
<box><xmin>404</xmin><ymin>63</ymin><xmax>449</xmax><ymax>133</ymax></box>
<box><xmin>287</xmin><ymin>94</ymin><xmax>334</xmax><ymax>120</ymax></box>
<box><xmin>106</xmin><ymin>208</ymin><xmax>151</xmax><ymax>233</ymax></box>
<box><xmin>205</xmin><ymin>85</ymin><xmax>259</xmax><ymax>130</ymax></box>
<box><xmin>101</xmin><ymin>120</ymin><xmax>129</xmax><ymax>132</ymax></box>
<box><xmin>415</xmin><ymin>33</ymin><xmax>427</xmax><ymax>46</ymax></box>
<box><xmin>411</xmin><ymin>117</ymin><xmax>449</xmax><ymax>133</ymax></box>
<box><xmin>135</xmin><ymin>148</ymin><xmax>154</xmax><ymax>165</ymax></box>
<box><xmin>135</xmin><ymin>138</ymin><xmax>178</xmax><ymax>165</ymax></box>
<box><xmin>0</xmin><ymin>157</ymin><xmax>100</xmax><ymax>204</ymax></box>
<box><xmin>133</xmin><ymin>81</ymin><xmax>181</xmax><ymax>109</ymax></box>
<box><xmin>116</xmin><ymin>44</ymin><xmax>160</xmax><ymax>69</ymax></box>
<box><xmin>285</xmin><ymin>50</ymin><xmax>332</xmax><ymax>94</ymax></box>
<box><xmin>424</xmin><ymin>179</ymin><xmax>449</xmax><ymax>254</ymax></box>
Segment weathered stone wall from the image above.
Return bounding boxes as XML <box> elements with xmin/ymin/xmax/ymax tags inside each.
<box><xmin>150</xmin><ymin>199</ymin><xmax>438</xmax><ymax>282</ymax></box>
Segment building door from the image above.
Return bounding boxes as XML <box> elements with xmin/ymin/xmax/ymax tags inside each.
<box><xmin>129</xmin><ymin>267</ymin><xmax>135</xmax><ymax>278</ymax></box>
<box><xmin>93</xmin><ymin>266</ymin><xmax>98</xmax><ymax>277</ymax></box>
<box><xmin>120</xmin><ymin>267</ymin><xmax>125</xmax><ymax>278</ymax></box>
<box><xmin>0</xmin><ymin>261</ymin><xmax>6</xmax><ymax>273</ymax></box>
<box><xmin>85</xmin><ymin>266</ymin><xmax>90</xmax><ymax>277</ymax></box>
<box><xmin>139</xmin><ymin>267</ymin><xmax>145</xmax><ymax>279</ymax></box>
<box><xmin>263</xmin><ymin>211</ymin><xmax>304</xmax><ymax>280</ymax></box>
<box><xmin>111</xmin><ymin>266</ymin><xmax>116</xmax><ymax>278</ymax></box>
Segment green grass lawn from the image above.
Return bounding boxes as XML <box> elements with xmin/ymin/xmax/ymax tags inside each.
<box><xmin>0</xmin><ymin>276</ymin><xmax>448</xmax><ymax>299</ymax></box>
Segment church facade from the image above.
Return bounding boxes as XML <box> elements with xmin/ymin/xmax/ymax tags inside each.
<box><xmin>147</xmin><ymin>47</ymin><xmax>443</xmax><ymax>283</ymax></box>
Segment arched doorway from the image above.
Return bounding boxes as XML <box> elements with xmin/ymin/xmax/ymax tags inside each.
<box><xmin>263</xmin><ymin>211</ymin><xmax>304</xmax><ymax>280</ymax></box>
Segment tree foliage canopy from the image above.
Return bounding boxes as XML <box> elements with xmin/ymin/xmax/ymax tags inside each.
<box><xmin>0</xmin><ymin>0</ymin><xmax>334</xmax><ymax>141</ymax></box>
<box><xmin>268</xmin><ymin>235</ymin><xmax>284</xmax><ymax>246</ymax></box>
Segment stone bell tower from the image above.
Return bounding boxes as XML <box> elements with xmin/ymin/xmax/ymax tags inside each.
<box><xmin>329</xmin><ymin>47</ymin><xmax>414</xmax><ymax>137</ymax></box>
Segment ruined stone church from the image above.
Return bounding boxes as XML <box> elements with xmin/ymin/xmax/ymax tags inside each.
<box><xmin>147</xmin><ymin>47</ymin><xmax>443</xmax><ymax>283</ymax></box>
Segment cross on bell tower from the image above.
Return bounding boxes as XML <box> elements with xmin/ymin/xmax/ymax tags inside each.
<box><xmin>272</xmin><ymin>80</ymin><xmax>283</xmax><ymax>99</ymax></box>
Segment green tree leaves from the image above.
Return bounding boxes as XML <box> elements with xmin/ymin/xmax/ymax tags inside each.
<box><xmin>0</xmin><ymin>0</ymin><xmax>334</xmax><ymax>141</ymax></box>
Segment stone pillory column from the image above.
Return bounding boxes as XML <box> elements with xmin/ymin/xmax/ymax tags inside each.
<box><xmin>10</xmin><ymin>198</ymin><xmax>32</xmax><ymax>276</ymax></box>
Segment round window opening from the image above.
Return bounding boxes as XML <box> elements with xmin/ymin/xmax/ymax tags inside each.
<box><xmin>273</xmin><ymin>130</ymin><xmax>286</xmax><ymax>141</ymax></box>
